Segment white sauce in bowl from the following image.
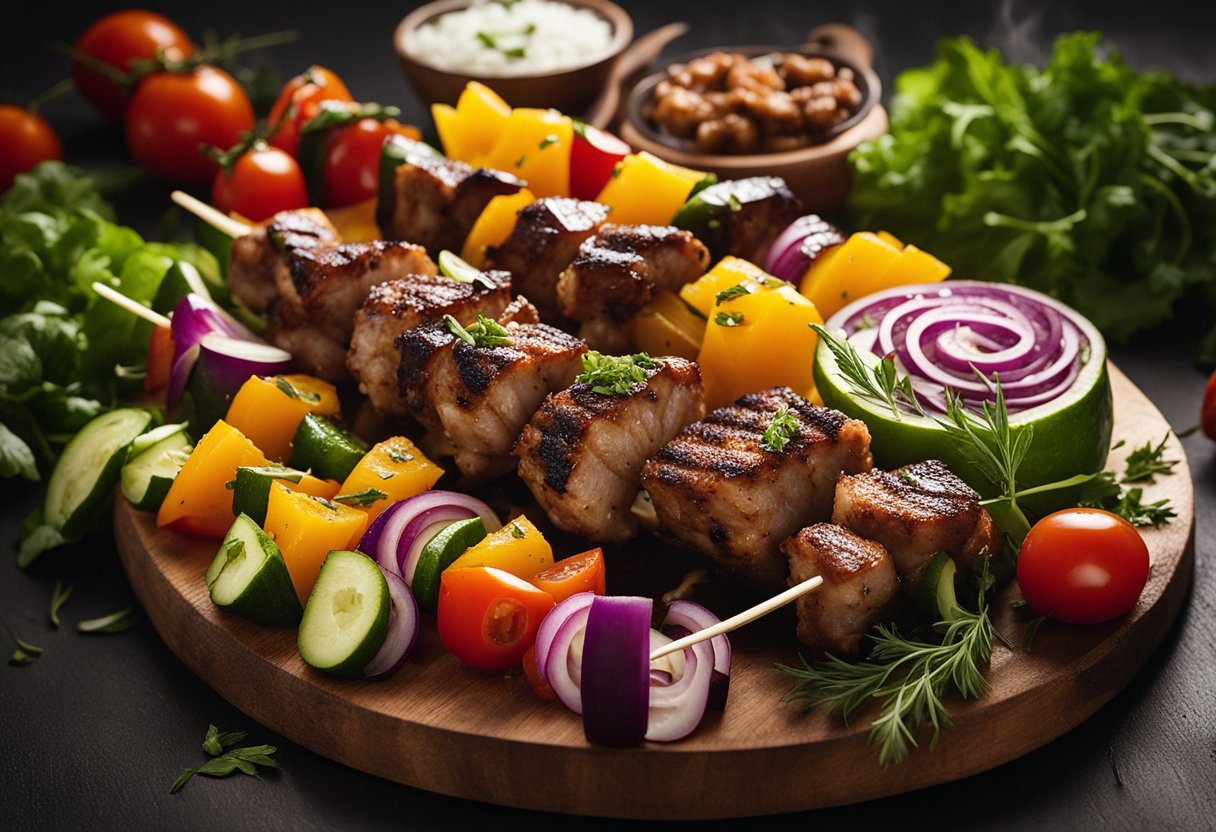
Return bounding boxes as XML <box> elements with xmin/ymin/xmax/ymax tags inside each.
<box><xmin>406</xmin><ymin>0</ymin><xmax>615</xmax><ymax>77</ymax></box>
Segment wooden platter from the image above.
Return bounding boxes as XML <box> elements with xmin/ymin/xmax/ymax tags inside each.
<box><xmin>115</xmin><ymin>365</ymin><xmax>1194</xmax><ymax>819</ymax></box>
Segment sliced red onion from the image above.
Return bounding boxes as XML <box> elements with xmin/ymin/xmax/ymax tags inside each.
<box><xmin>195</xmin><ymin>333</ymin><xmax>292</xmax><ymax>391</ymax></box>
<box><xmin>166</xmin><ymin>343</ymin><xmax>199</xmax><ymax>414</ymax></box>
<box><xmin>360</xmin><ymin>568</ymin><xmax>420</xmax><ymax>680</ymax></box>
<box><xmin>166</xmin><ymin>293</ymin><xmax>268</xmax><ymax>415</ymax></box>
<box><xmin>541</xmin><ymin>599</ymin><xmax>594</xmax><ymax>714</ymax></box>
<box><xmin>355</xmin><ymin>490</ymin><xmax>500</xmax><ymax>581</ymax></box>
<box><xmin>763</xmin><ymin>215</ymin><xmax>846</xmax><ymax>282</ymax></box>
<box><xmin>580</xmin><ymin>596</ymin><xmax>652</xmax><ymax>747</ymax></box>
<box><xmin>664</xmin><ymin>600</ymin><xmax>732</xmax><ymax>712</ymax></box>
<box><xmin>644</xmin><ymin>630</ymin><xmax>714</xmax><ymax>742</ymax></box>
<box><xmin>534</xmin><ymin>592</ymin><xmax>596</xmax><ymax>689</ymax></box>
<box><xmin>828</xmin><ymin>281</ymin><xmax>1093</xmax><ymax>417</ymax></box>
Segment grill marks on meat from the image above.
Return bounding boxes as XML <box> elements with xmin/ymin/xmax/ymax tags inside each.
<box><xmin>641</xmin><ymin>387</ymin><xmax>873</xmax><ymax>589</ymax></box>
<box><xmin>281</xmin><ymin>240</ymin><xmax>437</xmax><ymax>344</ymax></box>
<box><xmin>377</xmin><ymin>148</ymin><xmax>523</xmax><ymax>256</ymax></box>
<box><xmin>832</xmin><ymin>459</ymin><xmax>999</xmax><ymax>588</ymax></box>
<box><xmin>348</xmin><ymin>270</ymin><xmax>512</xmax><ymax>415</ymax></box>
<box><xmin>484</xmin><ymin>198</ymin><xmax>611</xmax><ymax>321</ymax></box>
<box><xmin>228</xmin><ymin>208</ymin><xmax>339</xmax><ymax>314</ymax></box>
<box><xmin>397</xmin><ymin>312</ymin><xmax>587</xmax><ymax>479</ymax></box>
<box><xmin>782</xmin><ymin>524</ymin><xmax>900</xmax><ymax>655</ymax></box>
<box><xmin>516</xmin><ymin>358</ymin><xmax>706</xmax><ymax>542</ymax></box>
<box><xmin>264</xmin><ymin>311</ymin><xmax>349</xmax><ymax>382</ymax></box>
<box><xmin>556</xmin><ymin>224</ymin><xmax>710</xmax><ymax>351</ymax></box>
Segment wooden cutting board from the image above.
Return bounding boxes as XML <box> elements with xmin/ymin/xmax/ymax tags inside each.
<box><xmin>115</xmin><ymin>365</ymin><xmax>1194</xmax><ymax>819</ymax></box>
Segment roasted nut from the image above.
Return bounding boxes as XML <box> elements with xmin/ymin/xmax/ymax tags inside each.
<box><xmin>780</xmin><ymin>54</ymin><xmax>836</xmax><ymax>86</ymax></box>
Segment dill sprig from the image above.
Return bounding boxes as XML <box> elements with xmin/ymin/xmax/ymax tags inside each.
<box><xmin>810</xmin><ymin>324</ymin><xmax>924</xmax><ymax>420</ymax></box>
<box><xmin>778</xmin><ymin>576</ymin><xmax>995</xmax><ymax>766</ymax></box>
<box><xmin>1122</xmin><ymin>433</ymin><xmax>1178</xmax><ymax>483</ymax></box>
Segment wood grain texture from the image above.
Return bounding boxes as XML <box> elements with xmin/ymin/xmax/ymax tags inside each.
<box><xmin>114</xmin><ymin>365</ymin><xmax>1193</xmax><ymax>819</ymax></box>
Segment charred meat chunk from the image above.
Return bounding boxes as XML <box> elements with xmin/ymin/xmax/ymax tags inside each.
<box><xmin>556</xmin><ymin>224</ymin><xmax>710</xmax><ymax>351</ymax></box>
<box><xmin>516</xmin><ymin>356</ymin><xmax>705</xmax><ymax>542</ymax></box>
<box><xmin>228</xmin><ymin>208</ymin><xmax>339</xmax><ymax>314</ymax></box>
<box><xmin>641</xmin><ymin>387</ymin><xmax>873</xmax><ymax>589</ymax></box>
<box><xmin>672</xmin><ymin>176</ymin><xmax>803</xmax><ymax>264</ymax></box>
<box><xmin>832</xmin><ymin>459</ymin><xmax>999</xmax><ymax>589</ymax></box>
<box><xmin>782</xmin><ymin>523</ymin><xmax>900</xmax><ymax>655</ymax></box>
<box><xmin>484</xmin><ymin>198</ymin><xmax>611</xmax><ymax>321</ymax></box>
<box><xmin>348</xmin><ymin>270</ymin><xmax>512</xmax><ymax>415</ymax></box>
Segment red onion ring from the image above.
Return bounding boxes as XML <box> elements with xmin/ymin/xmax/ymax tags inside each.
<box><xmin>663</xmin><ymin>600</ymin><xmax>732</xmax><ymax>712</ymax></box>
<box><xmin>356</xmin><ymin>490</ymin><xmax>500</xmax><ymax>580</ymax></box>
<box><xmin>644</xmin><ymin>630</ymin><xmax>713</xmax><ymax>742</ymax></box>
<box><xmin>360</xmin><ymin>568</ymin><xmax>420</xmax><ymax>680</ymax></box>
<box><xmin>764</xmin><ymin>215</ymin><xmax>846</xmax><ymax>282</ymax></box>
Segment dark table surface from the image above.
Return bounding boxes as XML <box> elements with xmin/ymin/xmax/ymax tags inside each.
<box><xmin>3</xmin><ymin>2</ymin><xmax>1214</xmax><ymax>830</ymax></box>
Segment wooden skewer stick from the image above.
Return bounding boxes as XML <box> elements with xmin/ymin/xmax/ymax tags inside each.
<box><xmin>649</xmin><ymin>574</ymin><xmax>824</xmax><ymax>662</ymax></box>
<box><xmin>91</xmin><ymin>282</ymin><xmax>171</xmax><ymax>329</ymax></box>
<box><xmin>170</xmin><ymin>190</ymin><xmax>251</xmax><ymax>239</ymax></box>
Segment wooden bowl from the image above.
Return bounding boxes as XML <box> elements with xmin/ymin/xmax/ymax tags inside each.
<box><xmin>394</xmin><ymin>0</ymin><xmax>634</xmax><ymax>114</ymax></box>
<box><xmin>619</xmin><ymin>23</ymin><xmax>888</xmax><ymax>215</ymax></box>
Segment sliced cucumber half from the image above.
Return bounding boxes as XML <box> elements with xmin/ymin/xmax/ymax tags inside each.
<box><xmin>298</xmin><ymin>550</ymin><xmax>390</xmax><ymax>677</ymax></box>
<box><xmin>231</xmin><ymin>465</ymin><xmax>307</xmax><ymax>526</ymax></box>
<box><xmin>207</xmin><ymin>514</ymin><xmax>302</xmax><ymax>627</ymax></box>
<box><xmin>410</xmin><ymin>517</ymin><xmax>488</xmax><ymax>612</ymax></box>
<box><xmin>121</xmin><ymin>423</ymin><xmax>192</xmax><ymax>512</ymax></box>
<box><xmin>910</xmin><ymin>552</ymin><xmax>965</xmax><ymax>624</ymax></box>
<box><xmin>290</xmin><ymin>414</ymin><xmax>366</xmax><ymax>483</ymax></box>
<box><xmin>46</xmin><ymin>408</ymin><xmax>153</xmax><ymax>537</ymax></box>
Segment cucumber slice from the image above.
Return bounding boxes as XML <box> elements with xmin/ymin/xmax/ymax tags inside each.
<box><xmin>910</xmin><ymin>552</ymin><xmax>965</xmax><ymax>623</ymax></box>
<box><xmin>120</xmin><ymin>423</ymin><xmax>193</xmax><ymax>512</ymax></box>
<box><xmin>290</xmin><ymin>413</ymin><xmax>366</xmax><ymax>483</ymax></box>
<box><xmin>410</xmin><ymin>517</ymin><xmax>488</xmax><ymax>612</ymax></box>
<box><xmin>207</xmin><ymin>514</ymin><xmax>302</xmax><ymax>627</ymax></box>
<box><xmin>231</xmin><ymin>465</ymin><xmax>307</xmax><ymax>526</ymax></box>
<box><xmin>46</xmin><ymin>408</ymin><xmax>153</xmax><ymax>537</ymax></box>
<box><xmin>298</xmin><ymin>550</ymin><xmax>390</xmax><ymax>677</ymax></box>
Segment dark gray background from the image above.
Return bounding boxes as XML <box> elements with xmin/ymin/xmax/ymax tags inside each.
<box><xmin>2</xmin><ymin>2</ymin><xmax>1214</xmax><ymax>830</ymax></box>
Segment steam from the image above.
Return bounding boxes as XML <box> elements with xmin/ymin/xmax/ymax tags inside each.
<box><xmin>986</xmin><ymin>0</ymin><xmax>1046</xmax><ymax>65</ymax></box>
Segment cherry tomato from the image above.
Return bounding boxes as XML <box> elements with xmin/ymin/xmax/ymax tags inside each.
<box><xmin>1202</xmin><ymin>369</ymin><xmax>1216</xmax><ymax>441</ymax></box>
<box><xmin>1017</xmin><ymin>508</ymin><xmax>1150</xmax><ymax>625</ymax></box>
<box><xmin>212</xmin><ymin>145</ymin><xmax>308</xmax><ymax>222</ymax></box>
<box><xmin>522</xmin><ymin>644</ymin><xmax>557</xmax><ymax>701</ymax></box>
<box><xmin>0</xmin><ymin>105</ymin><xmax>63</xmax><ymax>192</ymax></box>
<box><xmin>145</xmin><ymin>324</ymin><xmax>174</xmax><ymax>394</ymax></box>
<box><xmin>570</xmin><ymin>124</ymin><xmax>630</xmax><ymax>200</ymax></box>
<box><xmin>267</xmin><ymin>66</ymin><xmax>353</xmax><ymax>157</ymax></box>
<box><xmin>125</xmin><ymin>65</ymin><xmax>254</xmax><ymax>184</ymax></box>
<box><xmin>437</xmin><ymin>566</ymin><xmax>555</xmax><ymax>670</ymax></box>
<box><xmin>322</xmin><ymin>118</ymin><xmax>419</xmax><ymax>208</ymax></box>
<box><xmin>73</xmin><ymin>10</ymin><xmax>194</xmax><ymax>122</ymax></box>
<box><xmin>529</xmin><ymin>548</ymin><xmax>606</xmax><ymax>603</ymax></box>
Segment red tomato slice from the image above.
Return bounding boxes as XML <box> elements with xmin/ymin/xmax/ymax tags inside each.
<box><xmin>528</xmin><ymin>547</ymin><xmax>606</xmax><ymax>603</ymax></box>
<box><xmin>437</xmin><ymin>566</ymin><xmax>555</xmax><ymax>670</ymax></box>
<box><xmin>570</xmin><ymin>124</ymin><xmax>630</xmax><ymax>200</ymax></box>
<box><xmin>522</xmin><ymin>644</ymin><xmax>557</xmax><ymax>701</ymax></box>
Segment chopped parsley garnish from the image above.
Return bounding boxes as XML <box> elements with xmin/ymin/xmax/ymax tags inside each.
<box><xmin>760</xmin><ymin>407</ymin><xmax>799</xmax><ymax>452</ymax></box>
<box><xmin>1122</xmin><ymin>433</ymin><xmax>1178</xmax><ymax>482</ymax></box>
<box><xmin>333</xmin><ymin>488</ymin><xmax>389</xmax><ymax>507</ymax></box>
<box><xmin>274</xmin><ymin>377</ymin><xmax>321</xmax><ymax>404</ymax></box>
<box><xmin>510</xmin><ymin>522</ymin><xmax>526</xmax><ymax>539</ymax></box>
<box><xmin>576</xmin><ymin>351</ymin><xmax>659</xmax><ymax>395</ymax></box>
<box><xmin>538</xmin><ymin>134</ymin><xmax>559</xmax><ymax>150</ymax></box>
<box><xmin>714</xmin><ymin>311</ymin><xmax>744</xmax><ymax>327</ymax></box>
<box><xmin>445</xmin><ymin>314</ymin><xmax>512</xmax><ymax>348</ymax></box>
<box><xmin>715</xmin><ymin>283</ymin><xmax>751</xmax><ymax>304</ymax></box>
<box><xmin>476</xmin><ymin>31</ymin><xmax>498</xmax><ymax>49</ymax></box>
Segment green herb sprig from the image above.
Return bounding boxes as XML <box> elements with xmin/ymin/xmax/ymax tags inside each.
<box><xmin>171</xmin><ymin>725</ymin><xmax>279</xmax><ymax>794</ymax></box>
<box><xmin>9</xmin><ymin>635</ymin><xmax>42</xmax><ymax>666</ymax></box>
<box><xmin>77</xmin><ymin>605</ymin><xmax>141</xmax><ymax>635</ymax></box>
<box><xmin>49</xmin><ymin>579</ymin><xmax>75</xmax><ymax>628</ymax></box>
<box><xmin>811</xmin><ymin>325</ymin><xmax>924</xmax><ymax>421</ymax></box>
<box><xmin>333</xmin><ymin>488</ymin><xmax>389</xmax><ymax>507</ymax></box>
<box><xmin>576</xmin><ymin>352</ymin><xmax>659</xmax><ymax>395</ymax></box>
<box><xmin>445</xmin><ymin>314</ymin><xmax>512</xmax><ymax>349</ymax></box>
<box><xmin>760</xmin><ymin>407</ymin><xmax>799</xmax><ymax>452</ymax></box>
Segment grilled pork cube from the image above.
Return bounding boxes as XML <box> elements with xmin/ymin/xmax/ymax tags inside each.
<box><xmin>397</xmin><ymin>315</ymin><xmax>587</xmax><ymax>479</ymax></box>
<box><xmin>556</xmin><ymin>224</ymin><xmax>710</xmax><ymax>351</ymax></box>
<box><xmin>347</xmin><ymin>270</ymin><xmax>512</xmax><ymax>415</ymax></box>
<box><xmin>516</xmin><ymin>357</ymin><xmax>705</xmax><ymax>542</ymax></box>
<box><xmin>228</xmin><ymin>208</ymin><xmax>339</xmax><ymax>314</ymax></box>
<box><xmin>833</xmin><ymin>459</ymin><xmax>1000</xmax><ymax>588</ymax></box>
<box><xmin>782</xmin><ymin>524</ymin><xmax>901</xmax><ymax>656</ymax></box>
<box><xmin>376</xmin><ymin>138</ymin><xmax>523</xmax><ymax>256</ymax></box>
<box><xmin>264</xmin><ymin>312</ymin><xmax>349</xmax><ymax>382</ymax></box>
<box><xmin>641</xmin><ymin>388</ymin><xmax>873</xmax><ymax>589</ymax></box>
<box><xmin>499</xmin><ymin>295</ymin><xmax>541</xmax><ymax>325</ymax></box>
<box><xmin>278</xmin><ymin>240</ymin><xmax>437</xmax><ymax>343</ymax></box>
<box><xmin>689</xmin><ymin>177</ymin><xmax>804</xmax><ymax>264</ymax></box>
<box><xmin>484</xmin><ymin>198</ymin><xmax>611</xmax><ymax>321</ymax></box>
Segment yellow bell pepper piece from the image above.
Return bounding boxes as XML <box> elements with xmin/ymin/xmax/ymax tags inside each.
<box><xmin>594</xmin><ymin>152</ymin><xmax>706</xmax><ymax>226</ymax></box>
<box><xmin>431</xmin><ymin>103</ymin><xmax>466</xmax><ymax>161</ymax></box>
<box><xmin>679</xmin><ymin>256</ymin><xmax>783</xmax><ymax>316</ymax></box>
<box><xmin>456</xmin><ymin>82</ymin><xmax>512</xmax><ymax>159</ymax></box>
<box><xmin>338</xmin><ymin>436</ymin><xmax>444</xmax><ymax>522</ymax></box>
<box><xmin>799</xmin><ymin>232</ymin><xmax>903</xmax><ymax>320</ymax></box>
<box><xmin>157</xmin><ymin>420</ymin><xmax>268</xmax><ymax>538</ymax></box>
<box><xmin>875</xmin><ymin>230</ymin><xmax>904</xmax><ymax>250</ymax></box>
<box><xmin>696</xmin><ymin>259</ymin><xmax>825</xmax><ymax>411</ymax></box>
<box><xmin>324</xmin><ymin>199</ymin><xmax>380</xmax><ymax>242</ymax></box>
<box><xmin>225</xmin><ymin>375</ymin><xmax>340</xmax><ymax>462</ymax></box>
<box><xmin>880</xmin><ymin>243</ymin><xmax>952</xmax><ymax>286</ymax></box>
<box><xmin>460</xmin><ymin>188</ymin><xmax>536</xmax><ymax>267</ymax></box>
<box><xmin>264</xmin><ymin>482</ymin><xmax>369</xmax><ymax>605</ymax></box>
<box><xmin>481</xmin><ymin>108</ymin><xmax>573</xmax><ymax>198</ymax></box>
<box><xmin>447</xmin><ymin>515</ymin><xmax>553</xmax><ymax>579</ymax></box>
<box><xmin>632</xmin><ymin>291</ymin><xmax>705</xmax><ymax>359</ymax></box>
<box><xmin>285</xmin><ymin>473</ymin><xmax>341</xmax><ymax>501</ymax></box>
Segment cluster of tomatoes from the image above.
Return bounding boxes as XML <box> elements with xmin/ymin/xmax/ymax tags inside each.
<box><xmin>1</xmin><ymin>9</ymin><xmax>417</xmax><ymax>222</ymax></box>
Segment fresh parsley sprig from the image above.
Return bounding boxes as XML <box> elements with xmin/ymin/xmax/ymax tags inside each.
<box><xmin>810</xmin><ymin>324</ymin><xmax>924</xmax><ymax>420</ymax></box>
<box><xmin>575</xmin><ymin>352</ymin><xmax>659</xmax><ymax>395</ymax></box>
<box><xmin>444</xmin><ymin>314</ymin><xmax>511</xmax><ymax>349</ymax></box>
<box><xmin>171</xmin><ymin>724</ymin><xmax>279</xmax><ymax>794</ymax></box>
<box><xmin>333</xmin><ymin>488</ymin><xmax>389</xmax><ymax>508</ymax></box>
<box><xmin>1122</xmin><ymin>433</ymin><xmax>1178</xmax><ymax>483</ymax></box>
<box><xmin>778</xmin><ymin>571</ymin><xmax>995</xmax><ymax>766</ymax></box>
<box><xmin>760</xmin><ymin>407</ymin><xmax>799</xmax><ymax>452</ymax></box>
